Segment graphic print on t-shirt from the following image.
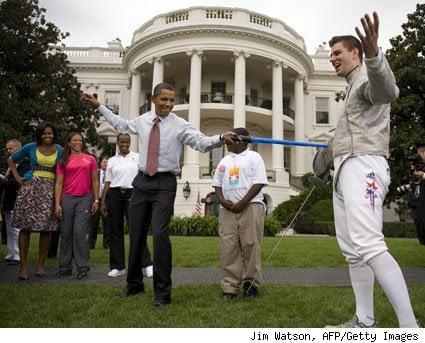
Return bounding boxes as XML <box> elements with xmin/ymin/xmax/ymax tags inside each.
<box><xmin>228</xmin><ymin>166</ymin><xmax>240</xmax><ymax>186</ymax></box>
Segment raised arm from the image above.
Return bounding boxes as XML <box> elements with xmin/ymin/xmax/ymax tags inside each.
<box><xmin>356</xmin><ymin>12</ymin><xmax>399</xmax><ymax>104</ymax></box>
<box><xmin>80</xmin><ymin>94</ymin><xmax>140</xmax><ymax>135</ymax></box>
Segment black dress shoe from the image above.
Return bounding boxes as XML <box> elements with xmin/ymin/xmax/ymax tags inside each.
<box><xmin>243</xmin><ymin>281</ymin><xmax>259</xmax><ymax>298</ymax></box>
<box><xmin>55</xmin><ymin>270</ymin><xmax>72</xmax><ymax>278</ymax></box>
<box><xmin>152</xmin><ymin>295</ymin><xmax>171</xmax><ymax>308</ymax></box>
<box><xmin>7</xmin><ymin>260</ymin><xmax>20</xmax><ymax>266</ymax></box>
<box><xmin>77</xmin><ymin>269</ymin><xmax>89</xmax><ymax>280</ymax></box>
<box><xmin>119</xmin><ymin>287</ymin><xmax>145</xmax><ymax>298</ymax></box>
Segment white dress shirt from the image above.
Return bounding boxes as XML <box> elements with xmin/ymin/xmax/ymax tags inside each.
<box><xmin>105</xmin><ymin>151</ymin><xmax>139</xmax><ymax>188</ymax></box>
<box><xmin>98</xmin><ymin>105</ymin><xmax>222</xmax><ymax>174</ymax></box>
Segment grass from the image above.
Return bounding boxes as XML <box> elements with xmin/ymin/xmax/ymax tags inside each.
<box><xmin>1</xmin><ymin>234</ymin><xmax>424</xmax><ymax>268</ymax></box>
<box><xmin>0</xmin><ymin>283</ymin><xmax>424</xmax><ymax>327</ymax></box>
<box><xmin>1</xmin><ymin>235</ymin><xmax>424</xmax><ymax>327</ymax></box>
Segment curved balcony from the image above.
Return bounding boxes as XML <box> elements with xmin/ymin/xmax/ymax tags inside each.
<box><xmin>132</xmin><ymin>7</ymin><xmax>306</xmax><ymax>51</ymax></box>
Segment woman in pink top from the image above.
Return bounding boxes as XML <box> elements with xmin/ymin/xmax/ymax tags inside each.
<box><xmin>54</xmin><ymin>132</ymin><xmax>99</xmax><ymax>279</ymax></box>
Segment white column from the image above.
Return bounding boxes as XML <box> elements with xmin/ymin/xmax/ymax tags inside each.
<box><xmin>272</xmin><ymin>60</ymin><xmax>289</xmax><ymax>184</ymax></box>
<box><xmin>182</xmin><ymin>49</ymin><xmax>203</xmax><ymax>180</ymax></box>
<box><xmin>233</xmin><ymin>51</ymin><xmax>249</xmax><ymax>128</ymax></box>
<box><xmin>151</xmin><ymin>56</ymin><xmax>164</xmax><ymax>93</ymax></box>
<box><xmin>294</xmin><ymin>74</ymin><xmax>305</xmax><ymax>176</ymax></box>
<box><xmin>129</xmin><ymin>69</ymin><xmax>141</xmax><ymax>152</ymax></box>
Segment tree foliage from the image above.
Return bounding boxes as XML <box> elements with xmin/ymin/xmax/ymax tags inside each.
<box><xmin>0</xmin><ymin>0</ymin><xmax>106</xmax><ymax>168</ymax></box>
<box><xmin>386</xmin><ymin>3</ymin><xmax>425</xmax><ymax>202</ymax></box>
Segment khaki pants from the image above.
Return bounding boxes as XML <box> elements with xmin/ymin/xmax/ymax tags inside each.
<box><xmin>219</xmin><ymin>202</ymin><xmax>265</xmax><ymax>294</ymax></box>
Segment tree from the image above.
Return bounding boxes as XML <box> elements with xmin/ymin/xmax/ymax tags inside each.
<box><xmin>0</xmin><ymin>0</ymin><xmax>106</xmax><ymax>168</ymax></box>
<box><xmin>386</xmin><ymin>3</ymin><xmax>425</xmax><ymax>203</ymax></box>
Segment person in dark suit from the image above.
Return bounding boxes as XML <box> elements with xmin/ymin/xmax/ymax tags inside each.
<box><xmin>81</xmin><ymin>82</ymin><xmax>237</xmax><ymax>307</ymax></box>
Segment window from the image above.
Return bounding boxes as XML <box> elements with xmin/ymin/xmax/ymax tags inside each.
<box><xmin>284</xmin><ymin>147</ymin><xmax>291</xmax><ymax>172</ymax></box>
<box><xmin>250</xmin><ymin>88</ymin><xmax>258</xmax><ymax>106</ymax></box>
<box><xmin>178</xmin><ymin>86</ymin><xmax>187</xmax><ymax>104</ymax></box>
<box><xmin>105</xmin><ymin>91</ymin><xmax>121</xmax><ymax>114</ymax></box>
<box><xmin>209</xmin><ymin>145</ymin><xmax>225</xmax><ymax>175</ymax></box>
<box><xmin>315</xmin><ymin>97</ymin><xmax>329</xmax><ymax>124</ymax></box>
<box><xmin>211</xmin><ymin>81</ymin><xmax>226</xmax><ymax>102</ymax></box>
<box><xmin>283</xmin><ymin>96</ymin><xmax>290</xmax><ymax>109</ymax></box>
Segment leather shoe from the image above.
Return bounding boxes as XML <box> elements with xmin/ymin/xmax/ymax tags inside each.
<box><xmin>152</xmin><ymin>295</ymin><xmax>171</xmax><ymax>308</ymax></box>
<box><xmin>119</xmin><ymin>287</ymin><xmax>145</xmax><ymax>298</ymax></box>
<box><xmin>243</xmin><ymin>281</ymin><xmax>259</xmax><ymax>298</ymax></box>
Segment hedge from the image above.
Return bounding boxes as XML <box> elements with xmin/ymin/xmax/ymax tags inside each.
<box><xmin>272</xmin><ymin>184</ymin><xmax>333</xmax><ymax>227</ymax></box>
<box><xmin>169</xmin><ymin>214</ymin><xmax>282</xmax><ymax>237</ymax></box>
<box><xmin>294</xmin><ymin>220</ymin><xmax>417</xmax><ymax>238</ymax></box>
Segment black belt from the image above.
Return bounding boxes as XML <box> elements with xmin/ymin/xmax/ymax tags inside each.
<box><xmin>34</xmin><ymin>164</ymin><xmax>54</xmax><ymax>173</ymax></box>
<box><xmin>139</xmin><ymin>171</ymin><xmax>175</xmax><ymax>178</ymax></box>
<box><xmin>110</xmin><ymin>187</ymin><xmax>132</xmax><ymax>193</ymax></box>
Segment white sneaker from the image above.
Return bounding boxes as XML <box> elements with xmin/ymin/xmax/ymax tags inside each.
<box><xmin>107</xmin><ymin>269</ymin><xmax>126</xmax><ymax>277</ymax></box>
<box><xmin>144</xmin><ymin>265</ymin><xmax>153</xmax><ymax>278</ymax></box>
<box><xmin>325</xmin><ymin>315</ymin><xmax>377</xmax><ymax>328</ymax></box>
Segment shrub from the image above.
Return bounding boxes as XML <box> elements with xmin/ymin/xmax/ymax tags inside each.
<box><xmin>169</xmin><ymin>214</ymin><xmax>282</xmax><ymax>237</ymax></box>
<box><xmin>383</xmin><ymin>221</ymin><xmax>416</xmax><ymax>238</ymax></box>
<box><xmin>272</xmin><ymin>184</ymin><xmax>333</xmax><ymax>227</ymax></box>
<box><xmin>294</xmin><ymin>220</ymin><xmax>336</xmax><ymax>236</ymax></box>
<box><xmin>264</xmin><ymin>215</ymin><xmax>282</xmax><ymax>236</ymax></box>
<box><xmin>170</xmin><ymin>215</ymin><xmax>218</xmax><ymax>236</ymax></box>
<box><xmin>305</xmin><ymin>199</ymin><xmax>334</xmax><ymax>222</ymax></box>
<box><xmin>293</xmin><ymin>220</ymin><xmax>416</xmax><ymax>238</ymax></box>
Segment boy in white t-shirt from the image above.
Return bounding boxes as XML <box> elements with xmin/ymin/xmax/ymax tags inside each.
<box><xmin>212</xmin><ymin>127</ymin><xmax>268</xmax><ymax>299</ymax></box>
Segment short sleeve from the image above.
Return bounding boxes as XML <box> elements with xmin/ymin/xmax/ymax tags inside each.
<box><xmin>89</xmin><ymin>155</ymin><xmax>97</xmax><ymax>172</ymax></box>
<box><xmin>250</xmin><ymin>153</ymin><xmax>268</xmax><ymax>186</ymax></box>
<box><xmin>11</xmin><ymin>143</ymin><xmax>31</xmax><ymax>162</ymax></box>
<box><xmin>212</xmin><ymin>161</ymin><xmax>226</xmax><ymax>187</ymax></box>
<box><xmin>56</xmin><ymin>163</ymin><xmax>64</xmax><ymax>175</ymax></box>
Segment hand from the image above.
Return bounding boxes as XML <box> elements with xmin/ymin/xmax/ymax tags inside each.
<box><xmin>221</xmin><ymin>199</ymin><xmax>234</xmax><ymax>211</ymax></box>
<box><xmin>101</xmin><ymin>202</ymin><xmax>107</xmax><ymax>217</ymax></box>
<box><xmin>221</xmin><ymin>131</ymin><xmax>239</xmax><ymax>145</ymax></box>
<box><xmin>91</xmin><ymin>201</ymin><xmax>99</xmax><ymax>214</ymax></box>
<box><xmin>55</xmin><ymin>204</ymin><xmax>62</xmax><ymax>219</ymax></box>
<box><xmin>232</xmin><ymin>201</ymin><xmax>246</xmax><ymax>213</ymax></box>
<box><xmin>15</xmin><ymin>176</ymin><xmax>24</xmax><ymax>186</ymax></box>
<box><xmin>414</xmin><ymin>170</ymin><xmax>425</xmax><ymax>179</ymax></box>
<box><xmin>80</xmin><ymin>93</ymin><xmax>101</xmax><ymax>109</ymax></box>
<box><xmin>355</xmin><ymin>12</ymin><xmax>379</xmax><ymax>59</ymax></box>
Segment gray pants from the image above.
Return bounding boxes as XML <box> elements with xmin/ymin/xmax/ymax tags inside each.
<box><xmin>59</xmin><ymin>194</ymin><xmax>92</xmax><ymax>272</ymax></box>
<box><xmin>4</xmin><ymin>211</ymin><xmax>19</xmax><ymax>261</ymax></box>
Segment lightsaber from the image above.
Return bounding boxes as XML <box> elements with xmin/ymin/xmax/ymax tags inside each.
<box><xmin>239</xmin><ymin>136</ymin><xmax>329</xmax><ymax>148</ymax></box>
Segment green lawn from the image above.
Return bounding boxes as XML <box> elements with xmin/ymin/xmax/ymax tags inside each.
<box><xmin>1</xmin><ymin>234</ymin><xmax>424</xmax><ymax>268</ymax></box>
<box><xmin>1</xmin><ymin>235</ymin><xmax>424</xmax><ymax>327</ymax></box>
<box><xmin>0</xmin><ymin>284</ymin><xmax>424</xmax><ymax>327</ymax></box>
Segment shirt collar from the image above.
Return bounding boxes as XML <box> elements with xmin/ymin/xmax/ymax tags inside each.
<box><xmin>346</xmin><ymin>65</ymin><xmax>361</xmax><ymax>86</ymax></box>
<box><xmin>230</xmin><ymin>148</ymin><xmax>250</xmax><ymax>157</ymax></box>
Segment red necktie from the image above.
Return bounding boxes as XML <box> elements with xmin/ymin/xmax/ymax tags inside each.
<box><xmin>146</xmin><ymin>117</ymin><xmax>161</xmax><ymax>176</ymax></box>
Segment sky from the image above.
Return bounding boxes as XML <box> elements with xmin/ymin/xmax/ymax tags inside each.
<box><xmin>39</xmin><ymin>0</ymin><xmax>418</xmax><ymax>55</ymax></box>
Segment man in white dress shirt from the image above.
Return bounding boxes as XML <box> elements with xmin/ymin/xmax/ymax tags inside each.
<box><xmin>81</xmin><ymin>82</ymin><xmax>237</xmax><ymax>307</ymax></box>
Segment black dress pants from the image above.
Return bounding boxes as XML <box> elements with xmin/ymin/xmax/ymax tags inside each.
<box><xmin>126</xmin><ymin>172</ymin><xmax>176</xmax><ymax>300</ymax></box>
<box><xmin>107</xmin><ymin>188</ymin><xmax>153</xmax><ymax>270</ymax></box>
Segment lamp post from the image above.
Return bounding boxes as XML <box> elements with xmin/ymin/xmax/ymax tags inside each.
<box><xmin>183</xmin><ymin>181</ymin><xmax>191</xmax><ymax>200</ymax></box>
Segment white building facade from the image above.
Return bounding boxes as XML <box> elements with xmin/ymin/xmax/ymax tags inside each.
<box><xmin>63</xmin><ymin>7</ymin><xmax>346</xmax><ymax>215</ymax></box>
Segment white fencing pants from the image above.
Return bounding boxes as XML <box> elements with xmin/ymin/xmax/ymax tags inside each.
<box><xmin>333</xmin><ymin>155</ymin><xmax>390</xmax><ymax>266</ymax></box>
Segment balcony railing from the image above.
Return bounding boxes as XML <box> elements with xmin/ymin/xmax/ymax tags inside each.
<box><xmin>174</xmin><ymin>92</ymin><xmax>295</xmax><ymax>118</ymax></box>
<box><xmin>133</xmin><ymin>7</ymin><xmax>306</xmax><ymax>50</ymax></box>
